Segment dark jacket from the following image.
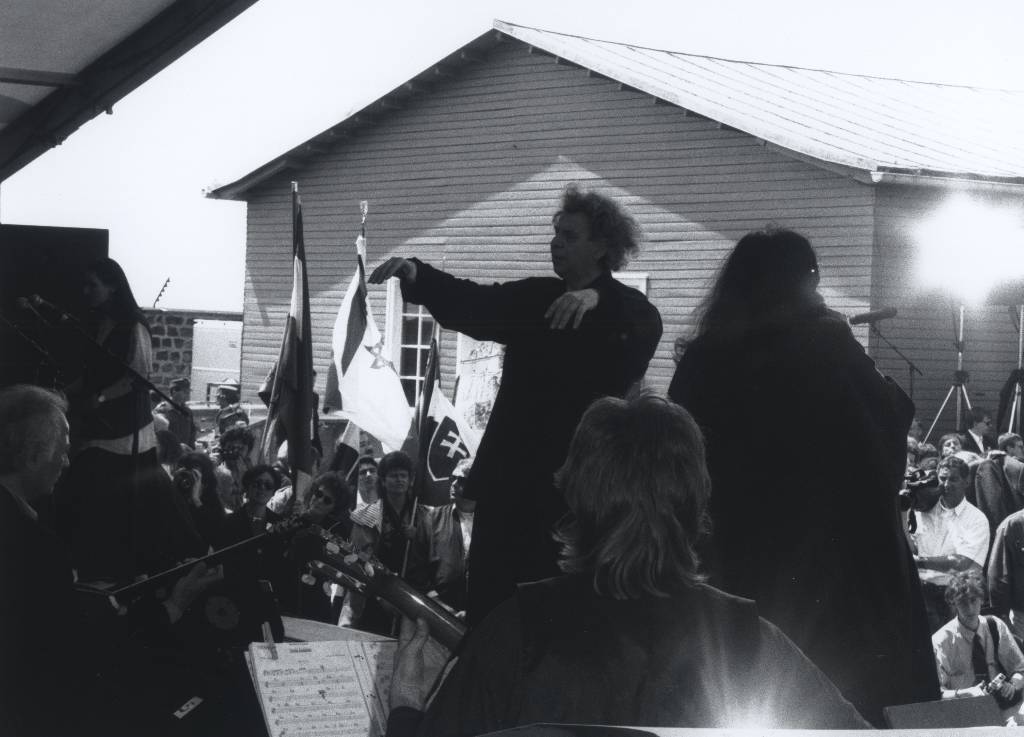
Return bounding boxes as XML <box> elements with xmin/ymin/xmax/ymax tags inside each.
<box><xmin>402</xmin><ymin>261</ymin><xmax>662</xmax><ymax>623</ymax></box>
<box><xmin>404</xmin><ymin>574</ymin><xmax>867</xmax><ymax>736</ymax></box>
<box><xmin>668</xmin><ymin>307</ymin><xmax>939</xmax><ymax>725</ymax></box>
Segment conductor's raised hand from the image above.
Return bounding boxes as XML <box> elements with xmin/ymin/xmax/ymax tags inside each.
<box><xmin>368</xmin><ymin>257</ymin><xmax>417</xmax><ymax>285</ymax></box>
<box><xmin>545</xmin><ymin>288</ymin><xmax>599</xmax><ymax>329</ymax></box>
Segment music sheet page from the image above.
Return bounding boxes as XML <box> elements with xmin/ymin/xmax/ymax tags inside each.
<box><xmin>248</xmin><ymin>640</ymin><xmax>396</xmax><ymax>737</ymax></box>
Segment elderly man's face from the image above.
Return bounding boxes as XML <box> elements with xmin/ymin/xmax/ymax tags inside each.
<box><xmin>30</xmin><ymin>413</ymin><xmax>70</xmax><ymax>499</ymax></box>
<box><xmin>941</xmin><ymin>436</ymin><xmax>962</xmax><ymax>457</ymax></box>
<box><xmin>937</xmin><ymin>466</ymin><xmax>970</xmax><ymax>507</ymax></box>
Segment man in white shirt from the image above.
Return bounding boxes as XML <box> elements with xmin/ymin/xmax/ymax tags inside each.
<box><xmin>933</xmin><ymin>569</ymin><xmax>1024</xmax><ymax>714</ymax></box>
<box><xmin>912</xmin><ymin>455</ymin><xmax>990</xmax><ymax>633</ymax></box>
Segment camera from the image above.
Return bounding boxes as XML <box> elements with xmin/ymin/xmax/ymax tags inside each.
<box><xmin>173</xmin><ymin>467</ymin><xmax>198</xmax><ymax>494</ymax></box>
<box><xmin>899</xmin><ymin>467</ymin><xmax>938</xmax><ymax>511</ymax></box>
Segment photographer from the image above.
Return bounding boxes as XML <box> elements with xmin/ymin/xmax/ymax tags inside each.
<box><xmin>174</xmin><ymin>451</ymin><xmax>228</xmax><ymax>550</ymax></box>
<box><xmin>934</xmin><ymin>570</ymin><xmax>1024</xmax><ymax>713</ymax></box>
<box><xmin>214</xmin><ymin>426</ymin><xmax>255</xmax><ymax>512</ymax></box>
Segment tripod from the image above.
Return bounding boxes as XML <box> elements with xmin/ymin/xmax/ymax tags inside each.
<box><xmin>925</xmin><ymin>304</ymin><xmax>972</xmax><ymax>444</ymax></box>
<box><xmin>1003</xmin><ymin>305</ymin><xmax>1023</xmax><ymax>435</ymax></box>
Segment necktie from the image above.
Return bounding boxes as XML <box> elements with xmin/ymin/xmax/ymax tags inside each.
<box><xmin>972</xmin><ymin>632</ymin><xmax>989</xmax><ymax>685</ymax></box>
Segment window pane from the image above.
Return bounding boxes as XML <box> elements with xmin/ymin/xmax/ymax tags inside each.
<box><xmin>400</xmin><ymin>349</ymin><xmax>419</xmax><ymax>376</ymax></box>
<box><xmin>420</xmin><ymin>316</ymin><xmax>435</xmax><ymax>343</ymax></box>
<box><xmin>401</xmin><ymin>378</ymin><xmax>417</xmax><ymax>406</ymax></box>
<box><xmin>401</xmin><ymin>317</ymin><xmax>418</xmax><ymax>345</ymax></box>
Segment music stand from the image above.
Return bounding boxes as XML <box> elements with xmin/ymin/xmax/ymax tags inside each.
<box><xmin>925</xmin><ymin>304</ymin><xmax>973</xmax><ymax>444</ymax></box>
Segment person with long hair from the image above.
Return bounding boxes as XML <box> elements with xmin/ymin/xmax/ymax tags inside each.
<box><xmin>667</xmin><ymin>227</ymin><xmax>938</xmax><ymax>724</ymax></box>
<box><xmin>59</xmin><ymin>257</ymin><xmax>161</xmax><ymax>580</ymax></box>
<box><xmin>387</xmin><ymin>395</ymin><xmax>868</xmax><ymax>735</ymax></box>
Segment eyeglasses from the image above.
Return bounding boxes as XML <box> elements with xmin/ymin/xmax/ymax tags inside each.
<box><xmin>312</xmin><ymin>490</ymin><xmax>335</xmax><ymax>505</ymax></box>
<box><xmin>251</xmin><ymin>478</ymin><xmax>276</xmax><ymax>490</ymax></box>
<box><xmin>358</xmin><ymin>468</ymin><xmax>377</xmax><ymax>476</ymax></box>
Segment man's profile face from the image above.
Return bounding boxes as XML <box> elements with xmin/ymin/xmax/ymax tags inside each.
<box><xmin>972</xmin><ymin>416</ymin><xmax>992</xmax><ymax>435</ymax></box>
<box><xmin>171</xmin><ymin>386</ymin><xmax>191</xmax><ymax>403</ymax></box>
<box><xmin>1008</xmin><ymin>441</ymin><xmax>1024</xmax><ymax>461</ymax></box>
<box><xmin>29</xmin><ymin>413</ymin><xmax>70</xmax><ymax>499</ymax></box>
<box><xmin>550</xmin><ymin>212</ymin><xmax>607</xmax><ymax>284</ymax></box>
<box><xmin>937</xmin><ymin>466</ymin><xmax>969</xmax><ymax>507</ymax></box>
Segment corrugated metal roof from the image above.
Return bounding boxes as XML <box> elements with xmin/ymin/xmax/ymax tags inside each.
<box><xmin>209</xmin><ymin>20</ymin><xmax>1024</xmax><ymax>200</ymax></box>
<box><xmin>496</xmin><ymin>21</ymin><xmax>1024</xmax><ymax>183</ymax></box>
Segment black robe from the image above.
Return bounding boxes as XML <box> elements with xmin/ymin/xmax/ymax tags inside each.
<box><xmin>402</xmin><ymin>261</ymin><xmax>662</xmax><ymax>624</ymax></box>
<box><xmin>668</xmin><ymin>307</ymin><xmax>939</xmax><ymax>725</ymax></box>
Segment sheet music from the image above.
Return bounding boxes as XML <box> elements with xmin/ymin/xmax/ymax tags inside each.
<box><xmin>248</xmin><ymin>640</ymin><xmax>396</xmax><ymax>737</ymax></box>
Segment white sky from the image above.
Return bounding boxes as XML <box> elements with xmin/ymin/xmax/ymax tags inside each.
<box><xmin>1</xmin><ymin>0</ymin><xmax>1022</xmax><ymax>311</ymax></box>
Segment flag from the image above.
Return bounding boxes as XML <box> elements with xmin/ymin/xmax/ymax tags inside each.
<box><xmin>322</xmin><ymin>230</ymin><xmax>413</xmax><ymax>451</ymax></box>
<box><xmin>331</xmin><ymin>419</ymin><xmax>362</xmax><ymax>484</ymax></box>
<box><xmin>258</xmin><ymin>182</ymin><xmax>319</xmax><ymax>503</ymax></box>
<box><xmin>413</xmin><ymin>336</ymin><xmax>480</xmax><ymax>505</ymax></box>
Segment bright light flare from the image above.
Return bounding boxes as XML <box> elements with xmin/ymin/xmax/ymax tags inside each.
<box><xmin>914</xmin><ymin>194</ymin><xmax>1024</xmax><ymax>305</ymax></box>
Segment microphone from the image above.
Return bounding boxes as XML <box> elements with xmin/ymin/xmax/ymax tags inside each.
<box><xmin>28</xmin><ymin>294</ymin><xmax>76</xmax><ymax>323</ymax></box>
<box><xmin>849</xmin><ymin>307</ymin><xmax>897</xmax><ymax>325</ymax></box>
<box><xmin>15</xmin><ymin>296</ymin><xmax>47</xmax><ymax>322</ymax></box>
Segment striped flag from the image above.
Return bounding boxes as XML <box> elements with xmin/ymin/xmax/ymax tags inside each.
<box><xmin>258</xmin><ymin>182</ymin><xmax>318</xmax><ymax>503</ymax></box>
<box><xmin>323</xmin><ymin>230</ymin><xmax>413</xmax><ymax>452</ymax></box>
<box><xmin>413</xmin><ymin>336</ymin><xmax>480</xmax><ymax>505</ymax></box>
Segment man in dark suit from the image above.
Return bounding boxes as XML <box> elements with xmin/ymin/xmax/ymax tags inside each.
<box><xmin>153</xmin><ymin>377</ymin><xmax>197</xmax><ymax>448</ymax></box>
<box><xmin>963</xmin><ymin>406</ymin><xmax>995</xmax><ymax>456</ymax></box>
<box><xmin>369</xmin><ymin>184</ymin><xmax>663</xmax><ymax>624</ymax></box>
<box><xmin>0</xmin><ymin>384</ymin><xmax>220</xmax><ymax>735</ymax></box>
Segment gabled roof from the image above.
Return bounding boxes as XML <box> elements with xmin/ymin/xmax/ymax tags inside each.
<box><xmin>208</xmin><ymin>19</ymin><xmax>1024</xmax><ymax>200</ymax></box>
<box><xmin>0</xmin><ymin>0</ymin><xmax>257</xmax><ymax>183</ymax></box>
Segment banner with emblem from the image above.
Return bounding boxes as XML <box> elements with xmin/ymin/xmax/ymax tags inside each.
<box><xmin>322</xmin><ymin>208</ymin><xmax>413</xmax><ymax>452</ymax></box>
<box><xmin>414</xmin><ymin>336</ymin><xmax>480</xmax><ymax>505</ymax></box>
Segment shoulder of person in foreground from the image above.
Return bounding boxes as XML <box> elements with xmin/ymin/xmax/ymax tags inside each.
<box><xmin>752</xmin><ymin>617</ymin><xmax>872</xmax><ymax>729</ymax></box>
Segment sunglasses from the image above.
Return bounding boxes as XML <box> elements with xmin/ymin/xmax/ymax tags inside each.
<box><xmin>312</xmin><ymin>489</ymin><xmax>335</xmax><ymax>505</ymax></box>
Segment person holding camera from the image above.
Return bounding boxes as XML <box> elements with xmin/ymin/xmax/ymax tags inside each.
<box><xmin>934</xmin><ymin>570</ymin><xmax>1024</xmax><ymax>713</ymax></box>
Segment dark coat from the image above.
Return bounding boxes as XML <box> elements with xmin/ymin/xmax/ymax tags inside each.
<box><xmin>402</xmin><ymin>261</ymin><xmax>662</xmax><ymax>623</ymax></box>
<box><xmin>408</xmin><ymin>574</ymin><xmax>867</xmax><ymax>736</ymax></box>
<box><xmin>668</xmin><ymin>307</ymin><xmax>939</xmax><ymax>725</ymax></box>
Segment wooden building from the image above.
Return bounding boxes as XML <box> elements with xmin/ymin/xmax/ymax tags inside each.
<box><xmin>209</xmin><ymin>21</ymin><xmax>1024</xmax><ymax>439</ymax></box>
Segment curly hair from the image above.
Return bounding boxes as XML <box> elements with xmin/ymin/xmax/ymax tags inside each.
<box><xmin>944</xmin><ymin>569</ymin><xmax>986</xmax><ymax>606</ymax></box>
<box><xmin>555</xmin><ymin>183</ymin><xmax>641</xmax><ymax>272</ymax></box>
<box><xmin>554</xmin><ymin>392</ymin><xmax>711</xmax><ymax>599</ymax></box>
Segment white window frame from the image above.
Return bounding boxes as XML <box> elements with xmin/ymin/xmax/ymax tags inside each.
<box><xmin>385</xmin><ymin>279</ymin><xmax>433</xmax><ymax>407</ymax></box>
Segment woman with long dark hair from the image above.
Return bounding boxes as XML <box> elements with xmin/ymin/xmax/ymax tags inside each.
<box><xmin>60</xmin><ymin>257</ymin><xmax>161</xmax><ymax>580</ymax></box>
<box><xmin>667</xmin><ymin>228</ymin><xmax>938</xmax><ymax>724</ymax></box>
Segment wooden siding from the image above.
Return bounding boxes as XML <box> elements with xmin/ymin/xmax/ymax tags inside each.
<box><xmin>239</xmin><ymin>39</ymin><xmax>876</xmax><ymax>413</ymax></box>
<box><xmin>870</xmin><ymin>185</ymin><xmax>1024</xmax><ymax>439</ymax></box>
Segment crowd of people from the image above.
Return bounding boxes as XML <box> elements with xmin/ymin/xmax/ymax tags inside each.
<box><xmin>5</xmin><ymin>184</ymin><xmax>1024</xmax><ymax>734</ymax></box>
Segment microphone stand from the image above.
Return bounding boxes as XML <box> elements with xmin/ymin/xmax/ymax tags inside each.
<box><xmin>870</xmin><ymin>322</ymin><xmax>923</xmax><ymax>400</ymax></box>
<box><xmin>0</xmin><ymin>309</ymin><xmax>67</xmax><ymax>388</ymax></box>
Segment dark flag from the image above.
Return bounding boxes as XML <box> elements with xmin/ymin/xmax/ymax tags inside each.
<box><xmin>258</xmin><ymin>182</ymin><xmax>319</xmax><ymax>502</ymax></box>
<box><xmin>413</xmin><ymin>337</ymin><xmax>480</xmax><ymax>506</ymax></box>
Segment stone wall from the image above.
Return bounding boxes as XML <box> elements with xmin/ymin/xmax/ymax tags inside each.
<box><xmin>144</xmin><ymin>308</ymin><xmax>241</xmax><ymax>393</ymax></box>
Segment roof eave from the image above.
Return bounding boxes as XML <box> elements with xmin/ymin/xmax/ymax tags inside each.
<box><xmin>0</xmin><ymin>0</ymin><xmax>259</xmax><ymax>184</ymax></box>
<box><xmin>206</xmin><ymin>28</ymin><xmax>506</xmax><ymax>201</ymax></box>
